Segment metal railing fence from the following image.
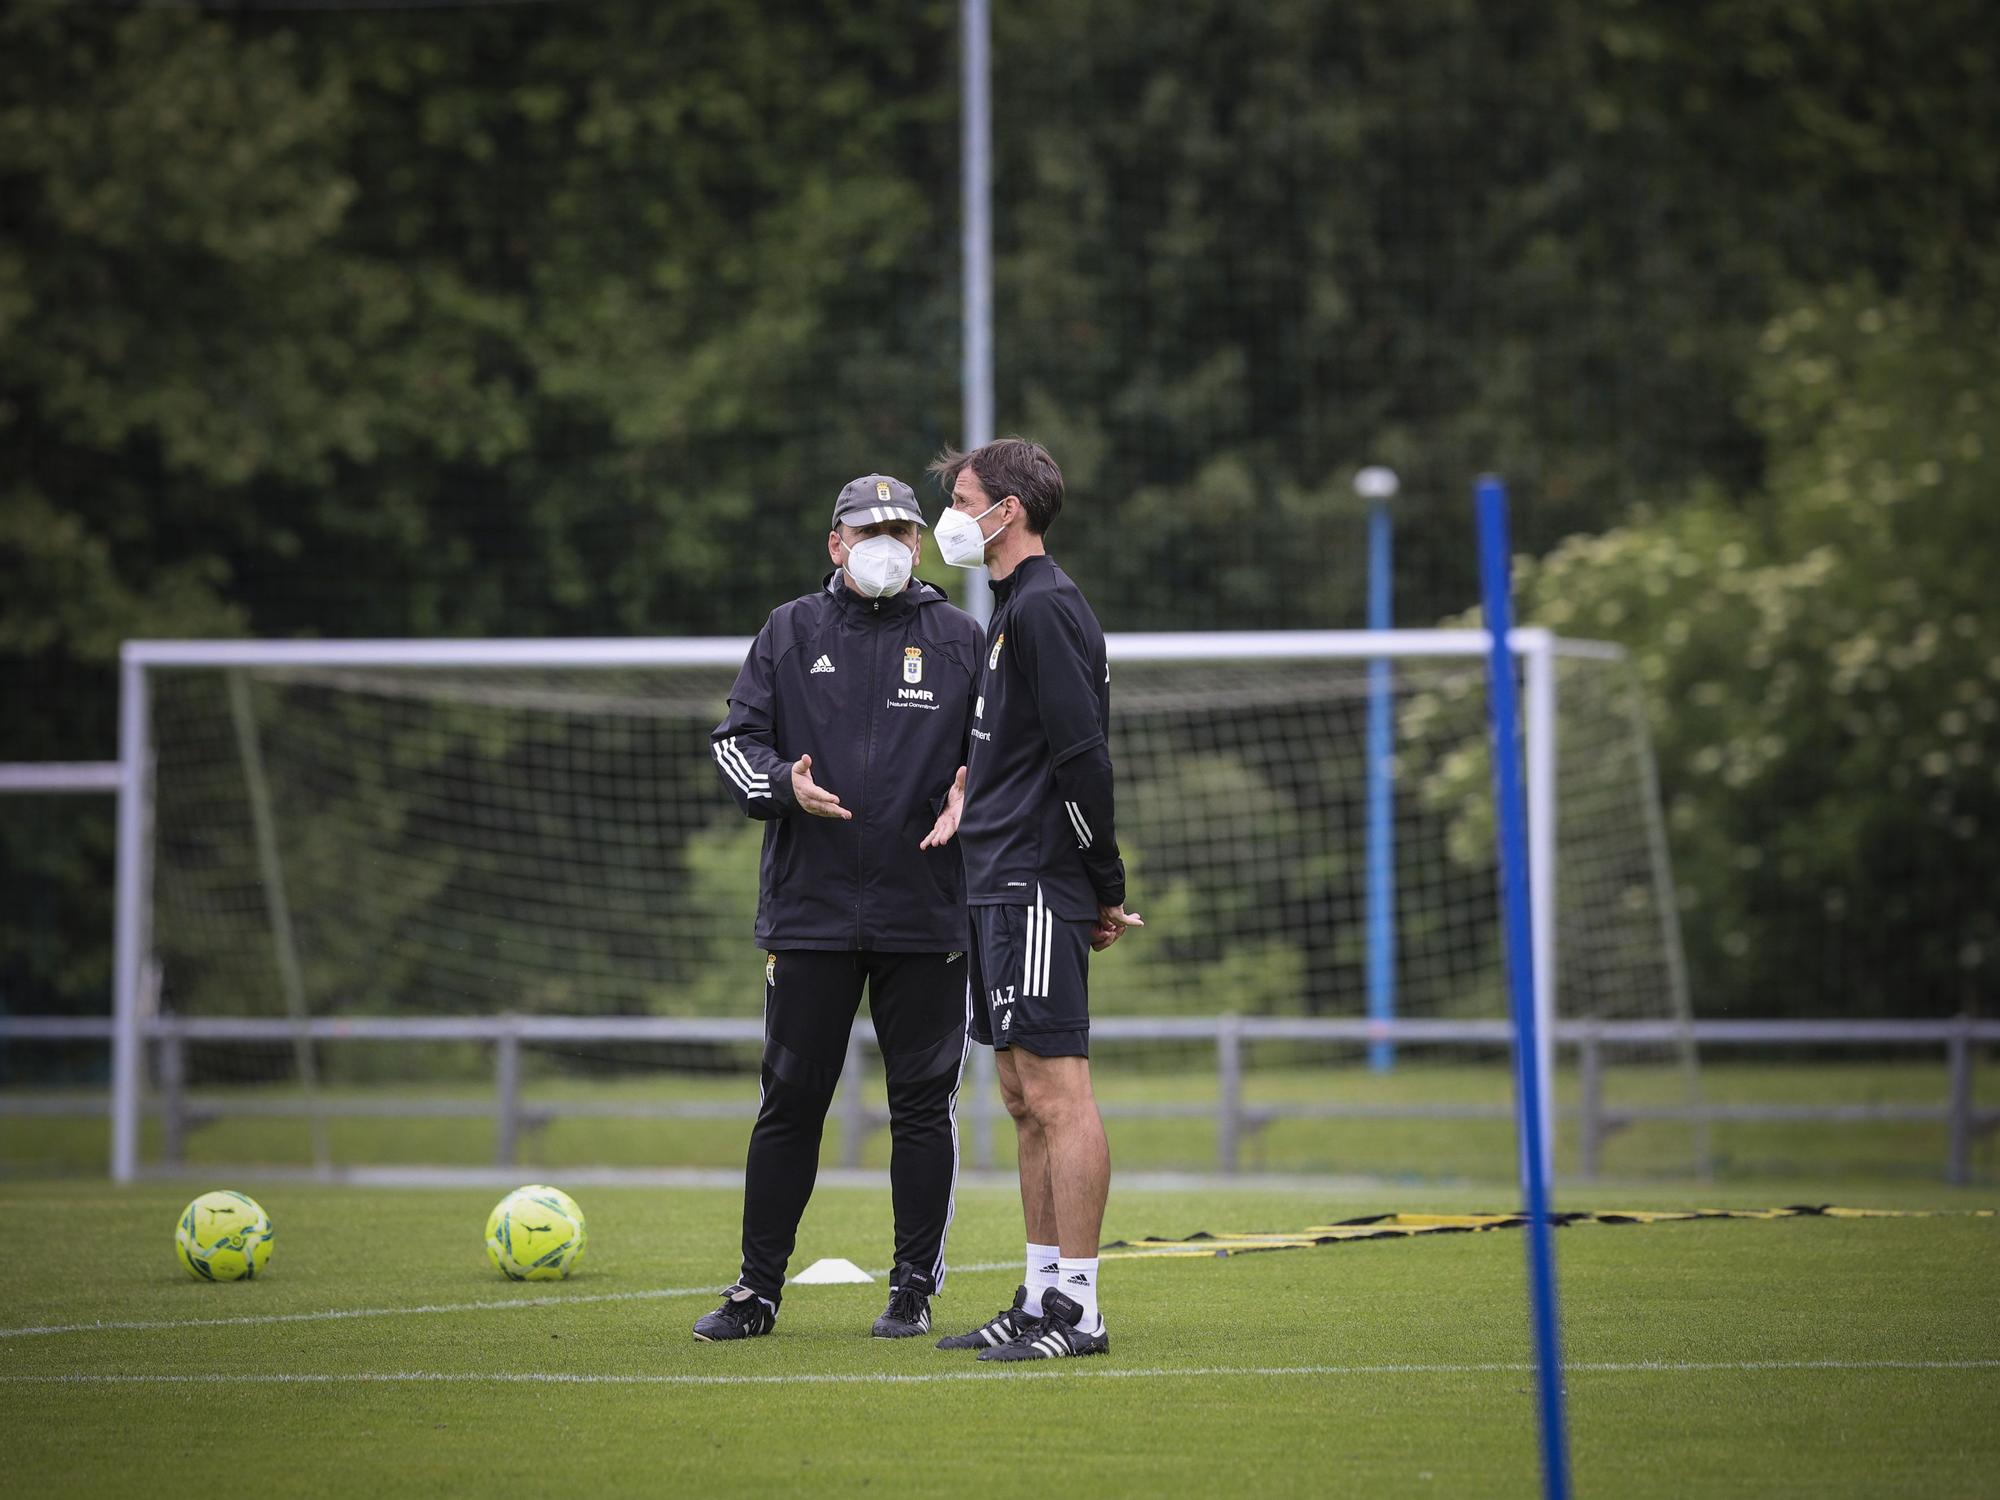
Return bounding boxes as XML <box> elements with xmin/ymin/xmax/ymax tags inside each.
<box><xmin>3</xmin><ymin>1015</ymin><xmax>1994</xmax><ymax>1184</ymax></box>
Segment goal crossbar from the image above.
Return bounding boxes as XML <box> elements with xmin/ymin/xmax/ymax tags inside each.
<box><xmin>124</xmin><ymin>627</ymin><xmax>1562</xmax><ymax>671</ymax></box>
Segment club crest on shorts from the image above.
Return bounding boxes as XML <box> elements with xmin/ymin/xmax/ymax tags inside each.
<box><xmin>765</xmin><ymin>953</ymin><xmax>777</xmax><ymax>986</ymax></box>
<box><xmin>903</xmin><ymin>646</ymin><xmax>924</xmax><ymax>684</ymax></box>
<box><xmin>989</xmin><ymin>632</ymin><xmax>1005</xmax><ymax>670</ymax></box>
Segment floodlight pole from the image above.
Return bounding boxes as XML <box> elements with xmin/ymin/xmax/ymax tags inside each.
<box><xmin>1358</xmin><ymin>467</ymin><xmax>1399</xmax><ymax>1070</ymax></box>
<box><xmin>1476</xmin><ymin>474</ymin><xmax>1572</xmax><ymax>1500</ymax></box>
<box><xmin>959</xmin><ymin>0</ymin><xmax>995</xmax><ymax>627</ymax></box>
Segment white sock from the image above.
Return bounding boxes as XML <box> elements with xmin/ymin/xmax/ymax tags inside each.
<box><xmin>1024</xmin><ymin>1242</ymin><xmax>1060</xmax><ymax>1317</ymax></box>
<box><xmin>1055</xmin><ymin>1256</ymin><xmax>1101</xmax><ymax>1332</ymax></box>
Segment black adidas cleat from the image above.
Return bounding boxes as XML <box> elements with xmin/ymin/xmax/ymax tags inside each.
<box><xmin>935</xmin><ymin>1284</ymin><xmax>1040</xmax><ymax>1351</ymax></box>
<box><xmin>976</xmin><ymin>1288</ymin><xmax>1106</xmax><ymax>1362</ymax></box>
<box><xmin>693</xmin><ymin>1284</ymin><xmax>777</xmax><ymax>1342</ymax></box>
<box><xmin>872</xmin><ymin>1264</ymin><xmax>934</xmax><ymax>1338</ymax></box>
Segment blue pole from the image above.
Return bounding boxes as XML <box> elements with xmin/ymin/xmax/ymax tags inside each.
<box><xmin>1365</xmin><ymin>498</ymin><xmax>1396</xmax><ymax>1071</ymax></box>
<box><xmin>1476</xmin><ymin>474</ymin><xmax>1572</xmax><ymax>1500</ymax></box>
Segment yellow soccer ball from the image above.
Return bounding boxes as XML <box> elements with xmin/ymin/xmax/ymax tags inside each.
<box><xmin>485</xmin><ymin>1184</ymin><xmax>587</xmax><ymax>1281</ymax></box>
<box><xmin>174</xmin><ymin>1191</ymin><xmax>274</xmax><ymax>1282</ymax></box>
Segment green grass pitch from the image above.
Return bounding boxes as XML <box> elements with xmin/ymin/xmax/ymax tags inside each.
<box><xmin>2</xmin><ymin>1179</ymin><xmax>1995</xmax><ymax>1497</ymax></box>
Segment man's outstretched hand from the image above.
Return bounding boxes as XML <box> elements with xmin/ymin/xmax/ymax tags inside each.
<box><xmin>791</xmin><ymin>753</ymin><xmax>851</xmax><ymax>819</ymax></box>
<box><xmin>1091</xmin><ymin>904</ymin><xmax>1145</xmax><ymax>951</ymax></box>
<box><xmin>919</xmin><ymin>766</ymin><xmax>967</xmax><ymax>849</ymax></box>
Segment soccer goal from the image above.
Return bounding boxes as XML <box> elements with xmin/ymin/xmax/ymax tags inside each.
<box><xmin>99</xmin><ymin>630</ymin><xmax>1701</xmax><ymax>1183</ymax></box>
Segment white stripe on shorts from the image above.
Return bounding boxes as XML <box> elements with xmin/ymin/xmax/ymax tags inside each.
<box><xmin>1022</xmin><ymin>897</ymin><xmax>1039</xmax><ymax>997</ymax></box>
<box><xmin>1040</xmin><ymin>887</ymin><xmax>1054</xmax><ymax>997</ymax></box>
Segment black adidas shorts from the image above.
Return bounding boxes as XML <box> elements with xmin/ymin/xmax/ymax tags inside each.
<box><xmin>966</xmin><ymin>894</ymin><xmax>1092</xmax><ymax>1058</ymax></box>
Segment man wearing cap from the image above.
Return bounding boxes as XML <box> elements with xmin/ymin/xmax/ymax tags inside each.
<box><xmin>694</xmin><ymin>474</ymin><xmax>985</xmax><ymax>1345</ymax></box>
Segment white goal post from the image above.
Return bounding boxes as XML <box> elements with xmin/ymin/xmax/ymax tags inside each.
<box><xmin>107</xmin><ymin>628</ymin><xmax>1695</xmax><ymax>1183</ymax></box>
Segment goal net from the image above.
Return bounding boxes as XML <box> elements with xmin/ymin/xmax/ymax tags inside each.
<box><xmin>105</xmin><ymin>632</ymin><xmax>1700</xmax><ymax>1182</ymax></box>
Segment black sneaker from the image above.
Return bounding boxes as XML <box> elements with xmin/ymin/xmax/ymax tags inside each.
<box><xmin>976</xmin><ymin>1288</ymin><xmax>1106</xmax><ymax>1362</ymax></box>
<box><xmin>935</xmin><ymin>1284</ymin><xmax>1040</xmax><ymax>1351</ymax></box>
<box><xmin>872</xmin><ymin>1264</ymin><xmax>934</xmax><ymax>1339</ymax></box>
<box><xmin>692</xmin><ymin>1284</ymin><xmax>776</xmax><ymax>1342</ymax></box>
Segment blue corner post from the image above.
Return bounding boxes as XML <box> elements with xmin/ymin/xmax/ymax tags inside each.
<box><xmin>1360</xmin><ymin>468</ymin><xmax>1398</xmax><ymax>1071</ymax></box>
<box><xmin>1476</xmin><ymin>473</ymin><xmax>1572</xmax><ymax>1500</ymax></box>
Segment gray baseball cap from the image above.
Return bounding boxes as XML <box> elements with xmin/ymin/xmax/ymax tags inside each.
<box><xmin>832</xmin><ymin>474</ymin><xmax>926</xmax><ymax>529</ymax></box>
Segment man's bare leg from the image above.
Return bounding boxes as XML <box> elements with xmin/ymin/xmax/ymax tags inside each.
<box><xmin>994</xmin><ymin>1048</ymin><xmax>1056</xmax><ymax>1242</ymax></box>
<box><xmin>1011</xmin><ymin>1051</ymin><xmax>1110</xmax><ymax>1258</ymax></box>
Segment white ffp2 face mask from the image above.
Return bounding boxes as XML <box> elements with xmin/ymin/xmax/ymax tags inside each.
<box><xmin>839</xmin><ymin>533</ymin><xmax>915</xmax><ymax>597</ymax></box>
<box><xmin>934</xmin><ymin>500</ymin><xmax>1007</xmax><ymax>568</ymax></box>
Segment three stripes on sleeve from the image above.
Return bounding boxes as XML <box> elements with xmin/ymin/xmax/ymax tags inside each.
<box><xmin>713</xmin><ymin>737</ymin><xmax>770</xmax><ymax>800</ymax></box>
<box><xmin>1063</xmin><ymin>799</ymin><xmax>1093</xmax><ymax>849</ymax></box>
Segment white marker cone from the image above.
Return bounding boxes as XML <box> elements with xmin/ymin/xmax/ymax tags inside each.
<box><xmin>789</xmin><ymin>1258</ymin><xmax>875</xmax><ymax>1285</ymax></box>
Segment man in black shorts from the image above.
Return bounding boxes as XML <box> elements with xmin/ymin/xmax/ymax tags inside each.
<box><xmin>925</xmin><ymin>438</ymin><xmax>1143</xmax><ymax>1362</ymax></box>
<box><xmin>693</xmin><ymin>474</ymin><xmax>982</xmax><ymax>1344</ymax></box>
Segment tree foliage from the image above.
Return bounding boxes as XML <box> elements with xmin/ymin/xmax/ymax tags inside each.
<box><xmin>1420</xmin><ymin>284</ymin><xmax>1999</xmax><ymax>1015</ymax></box>
<box><xmin>2</xmin><ymin>0</ymin><xmax>1995</xmax><ymax>1017</ymax></box>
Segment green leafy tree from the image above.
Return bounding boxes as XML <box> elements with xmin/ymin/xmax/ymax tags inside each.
<box><xmin>1414</xmin><ymin>282</ymin><xmax>2000</xmax><ymax>1015</ymax></box>
<box><xmin>0</xmin><ymin>2</ymin><xmax>956</xmax><ymax>1017</ymax></box>
<box><xmin>5</xmin><ymin>0</ymin><xmax>1998</xmax><ymax>1025</ymax></box>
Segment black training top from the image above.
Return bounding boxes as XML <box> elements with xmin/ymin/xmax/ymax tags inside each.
<box><xmin>958</xmin><ymin>553</ymin><xmax>1125</xmax><ymax>921</ymax></box>
<box><xmin>711</xmin><ymin>573</ymin><xmax>983</xmax><ymax>951</ymax></box>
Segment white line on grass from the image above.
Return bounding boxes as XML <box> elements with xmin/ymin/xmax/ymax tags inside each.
<box><xmin>0</xmin><ymin>1286</ymin><xmax>717</xmax><ymax>1340</ymax></box>
<box><xmin>2</xmin><ymin>1361</ymin><xmax>1996</xmax><ymax>1389</ymax></box>
<box><xmin>0</xmin><ymin>1259</ymin><xmax>1027</xmax><ymax>1341</ymax></box>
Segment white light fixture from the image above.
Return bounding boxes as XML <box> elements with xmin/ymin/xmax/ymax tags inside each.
<box><xmin>1354</xmin><ymin>466</ymin><xmax>1400</xmax><ymax>501</ymax></box>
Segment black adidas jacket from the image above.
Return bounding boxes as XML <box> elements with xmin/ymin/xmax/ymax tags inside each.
<box><xmin>711</xmin><ymin>573</ymin><xmax>984</xmax><ymax>951</ymax></box>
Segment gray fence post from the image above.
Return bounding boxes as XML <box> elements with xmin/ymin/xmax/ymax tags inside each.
<box><xmin>1947</xmin><ymin>1014</ymin><xmax>1972</xmax><ymax>1187</ymax></box>
<box><xmin>1578</xmin><ymin>1024</ymin><xmax>1603</xmax><ymax>1182</ymax></box>
<box><xmin>158</xmin><ymin>1024</ymin><xmax>186</xmax><ymax>1169</ymax></box>
<box><xmin>494</xmin><ymin>1020</ymin><xmax>522</xmax><ymax>1168</ymax></box>
<box><xmin>1216</xmin><ymin>1013</ymin><xmax>1243</xmax><ymax>1175</ymax></box>
<box><xmin>840</xmin><ymin>1029</ymin><xmax>866</xmax><ymax>1169</ymax></box>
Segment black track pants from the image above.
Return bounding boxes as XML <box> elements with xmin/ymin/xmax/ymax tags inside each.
<box><xmin>739</xmin><ymin>949</ymin><xmax>969</xmax><ymax>1302</ymax></box>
